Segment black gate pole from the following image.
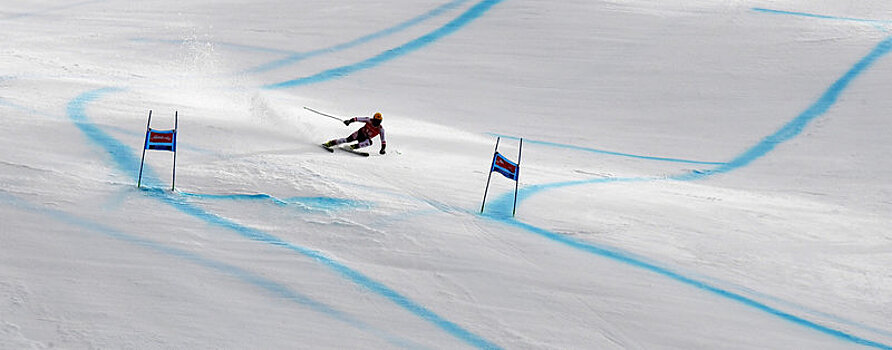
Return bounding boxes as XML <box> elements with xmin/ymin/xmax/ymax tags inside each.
<box><xmin>137</xmin><ymin>110</ymin><xmax>152</xmax><ymax>188</ymax></box>
<box><xmin>513</xmin><ymin>138</ymin><xmax>523</xmax><ymax>217</ymax></box>
<box><xmin>480</xmin><ymin>137</ymin><xmax>500</xmax><ymax>214</ymax></box>
<box><xmin>171</xmin><ymin>111</ymin><xmax>178</xmax><ymax>191</ymax></box>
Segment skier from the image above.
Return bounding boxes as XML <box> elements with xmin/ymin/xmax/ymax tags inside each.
<box><xmin>323</xmin><ymin>112</ymin><xmax>386</xmax><ymax>154</ymax></box>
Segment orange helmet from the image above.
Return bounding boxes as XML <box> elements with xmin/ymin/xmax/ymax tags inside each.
<box><xmin>372</xmin><ymin>112</ymin><xmax>383</xmax><ymax>125</ymax></box>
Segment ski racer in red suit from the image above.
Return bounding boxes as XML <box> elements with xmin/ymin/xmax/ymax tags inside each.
<box><xmin>323</xmin><ymin>112</ymin><xmax>387</xmax><ymax>154</ymax></box>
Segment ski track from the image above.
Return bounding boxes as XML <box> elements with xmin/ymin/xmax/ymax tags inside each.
<box><xmin>0</xmin><ymin>191</ymin><xmax>423</xmax><ymax>350</ymax></box>
<box><xmin>130</xmin><ymin>37</ymin><xmax>298</xmax><ymax>56</ymax></box>
<box><xmin>67</xmin><ymin>89</ymin><xmax>501</xmax><ymax>349</ymax></box>
<box><xmin>487</xmin><ymin>133</ymin><xmax>727</xmax><ymax>166</ymax></box>
<box><xmin>178</xmin><ymin>191</ymin><xmax>373</xmax><ymax>214</ymax></box>
<box><xmin>0</xmin><ymin>0</ymin><xmax>105</xmax><ymax>21</ymax></box>
<box><xmin>5</xmin><ymin>2</ymin><xmax>891</xmax><ymax>348</ymax></box>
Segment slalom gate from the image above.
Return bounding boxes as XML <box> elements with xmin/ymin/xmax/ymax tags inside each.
<box><xmin>480</xmin><ymin>136</ymin><xmax>523</xmax><ymax>216</ymax></box>
<box><xmin>137</xmin><ymin>110</ymin><xmax>178</xmax><ymax>190</ymax></box>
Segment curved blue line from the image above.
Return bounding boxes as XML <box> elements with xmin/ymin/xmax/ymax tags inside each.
<box><xmin>2</xmin><ymin>94</ymin><xmax>212</xmax><ymax>155</ymax></box>
<box><xmin>489</xmin><ymin>217</ymin><xmax>892</xmax><ymax>349</ymax></box>
<box><xmin>753</xmin><ymin>8</ymin><xmax>892</xmax><ymax>25</ymax></box>
<box><xmin>67</xmin><ymin>88</ymin><xmax>501</xmax><ymax>350</ymax></box>
<box><xmin>0</xmin><ymin>192</ymin><xmax>420</xmax><ymax>349</ymax></box>
<box><xmin>675</xmin><ymin>36</ymin><xmax>892</xmax><ymax>181</ymax></box>
<box><xmin>492</xmin><ymin>36</ymin><xmax>892</xmax><ymax>205</ymax></box>
<box><xmin>246</xmin><ymin>0</ymin><xmax>470</xmax><ymax>74</ymax></box>
<box><xmin>264</xmin><ymin>0</ymin><xmax>504</xmax><ymax>89</ymax></box>
<box><xmin>67</xmin><ymin>87</ymin><xmax>158</xmax><ymax>183</ymax></box>
<box><xmin>488</xmin><ymin>133</ymin><xmax>727</xmax><ymax>166</ymax></box>
<box><xmin>483</xmin><ymin>37</ymin><xmax>892</xmax><ymax>348</ymax></box>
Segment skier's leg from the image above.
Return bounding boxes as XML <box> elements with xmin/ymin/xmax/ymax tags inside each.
<box><xmin>324</xmin><ymin>139</ymin><xmax>344</xmax><ymax>147</ymax></box>
<box><xmin>350</xmin><ymin>132</ymin><xmax>372</xmax><ymax>149</ymax></box>
<box><xmin>351</xmin><ymin>138</ymin><xmax>372</xmax><ymax>149</ymax></box>
<box><xmin>325</xmin><ymin>131</ymin><xmax>358</xmax><ymax>147</ymax></box>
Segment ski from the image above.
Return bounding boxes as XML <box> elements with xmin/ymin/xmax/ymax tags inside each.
<box><xmin>339</xmin><ymin>146</ymin><xmax>369</xmax><ymax>157</ymax></box>
<box><xmin>321</xmin><ymin>143</ymin><xmax>368</xmax><ymax>156</ymax></box>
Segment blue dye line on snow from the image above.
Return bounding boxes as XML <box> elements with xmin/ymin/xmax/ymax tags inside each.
<box><xmin>246</xmin><ymin>0</ymin><xmax>470</xmax><ymax>74</ymax></box>
<box><xmin>178</xmin><ymin>191</ymin><xmax>372</xmax><ymax>213</ymax></box>
<box><xmin>2</xmin><ymin>94</ymin><xmax>211</xmax><ymax>155</ymax></box>
<box><xmin>488</xmin><ymin>133</ymin><xmax>727</xmax><ymax>166</ymax></box>
<box><xmin>482</xmin><ymin>37</ymin><xmax>892</xmax><ymax>348</ymax></box>
<box><xmin>286</xmin><ymin>196</ymin><xmax>372</xmax><ymax>211</ymax></box>
<box><xmin>753</xmin><ymin>8</ymin><xmax>892</xmax><ymax>25</ymax></box>
<box><xmin>491</xmin><ymin>36</ymin><xmax>892</xmax><ymax>205</ymax></box>
<box><xmin>179</xmin><ymin>191</ymin><xmax>289</xmax><ymax>205</ymax></box>
<box><xmin>264</xmin><ymin>0</ymin><xmax>504</xmax><ymax>89</ymax></box>
<box><xmin>0</xmin><ymin>192</ymin><xmax>421</xmax><ymax>349</ymax></box>
<box><xmin>99</xmin><ymin>125</ymin><xmax>215</xmax><ymax>155</ymax></box>
<box><xmin>494</xmin><ymin>217</ymin><xmax>892</xmax><ymax>350</ymax></box>
<box><xmin>674</xmin><ymin>36</ymin><xmax>892</xmax><ymax>181</ymax></box>
<box><xmin>67</xmin><ymin>88</ymin><xmax>501</xmax><ymax>350</ymax></box>
<box><xmin>68</xmin><ymin>87</ymin><xmax>161</xmax><ymax>184</ymax></box>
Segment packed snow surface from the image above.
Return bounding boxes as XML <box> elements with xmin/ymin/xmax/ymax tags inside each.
<box><xmin>2</xmin><ymin>0</ymin><xmax>891</xmax><ymax>349</ymax></box>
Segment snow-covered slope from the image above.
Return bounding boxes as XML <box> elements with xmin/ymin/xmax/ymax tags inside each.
<box><xmin>2</xmin><ymin>0</ymin><xmax>891</xmax><ymax>348</ymax></box>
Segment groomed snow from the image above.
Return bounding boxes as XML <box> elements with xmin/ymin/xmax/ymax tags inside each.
<box><xmin>2</xmin><ymin>0</ymin><xmax>891</xmax><ymax>349</ymax></box>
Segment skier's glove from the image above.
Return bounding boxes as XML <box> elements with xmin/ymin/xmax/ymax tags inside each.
<box><xmin>343</xmin><ymin>119</ymin><xmax>352</xmax><ymax>126</ymax></box>
<box><xmin>379</xmin><ymin>145</ymin><xmax>386</xmax><ymax>155</ymax></box>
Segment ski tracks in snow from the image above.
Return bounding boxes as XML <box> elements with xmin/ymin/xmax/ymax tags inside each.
<box><xmin>480</xmin><ymin>11</ymin><xmax>892</xmax><ymax>349</ymax></box>
<box><xmin>5</xmin><ymin>1</ymin><xmax>892</xmax><ymax>348</ymax></box>
<box><xmin>63</xmin><ymin>88</ymin><xmax>502</xmax><ymax>349</ymax></box>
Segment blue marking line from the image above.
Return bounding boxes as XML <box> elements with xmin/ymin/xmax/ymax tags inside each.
<box><xmin>675</xmin><ymin>36</ymin><xmax>892</xmax><ymax>181</ymax></box>
<box><xmin>0</xmin><ymin>191</ymin><xmax>421</xmax><ymax>349</ymax></box>
<box><xmin>490</xmin><ymin>216</ymin><xmax>892</xmax><ymax>349</ymax></box>
<box><xmin>100</xmin><ymin>125</ymin><xmax>214</xmax><ymax>155</ymax></box>
<box><xmin>245</xmin><ymin>0</ymin><xmax>470</xmax><ymax>74</ymax></box>
<box><xmin>178</xmin><ymin>191</ymin><xmax>291</xmax><ymax>204</ymax></box>
<box><xmin>177</xmin><ymin>191</ymin><xmax>372</xmax><ymax>213</ymax></box>
<box><xmin>67</xmin><ymin>88</ymin><xmax>501</xmax><ymax>350</ymax></box>
<box><xmin>482</xmin><ymin>37</ymin><xmax>892</xmax><ymax>348</ymax></box>
<box><xmin>264</xmin><ymin>0</ymin><xmax>505</xmax><ymax>89</ymax></box>
<box><xmin>493</xmin><ymin>36</ymin><xmax>892</xmax><ymax>204</ymax></box>
<box><xmin>68</xmin><ymin>87</ymin><xmax>158</xmax><ymax>183</ymax></box>
<box><xmin>753</xmin><ymin>8</ymin><xmax>892</xmax><ymax>25</ymax></box>
<box><xmin>1</xmin><ymin>94</ymin><xmax>212</xmax><ymax>155</ymax></box>
<box><xmin>285</xmin><ymin>196</ymin><xmax>372</xmax><ymax>212</ymax></box>
<box><xmin>488</xmin><ymin>133</ymin><xmax>727</xmax><ymax>166</ymax></box>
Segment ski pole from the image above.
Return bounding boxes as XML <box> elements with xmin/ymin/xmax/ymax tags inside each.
<box><xmin>303</xmin><ymin>106</ymin><xmax>344</xmax><ymax>122</ymax></box>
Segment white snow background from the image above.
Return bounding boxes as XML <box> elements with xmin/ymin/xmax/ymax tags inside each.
<box><xmin>1</xmin><ymin>0</ymin><xmax>891</xmax><ymax>349</ymax></box>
